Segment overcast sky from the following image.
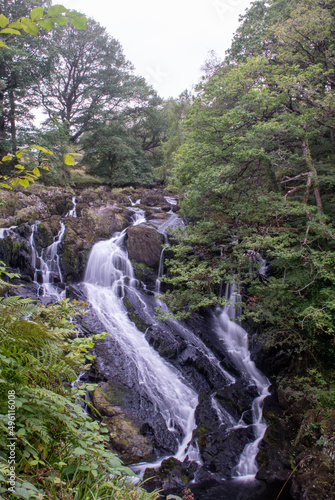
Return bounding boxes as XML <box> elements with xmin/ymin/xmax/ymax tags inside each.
<box><xmin>56</xmin><ymin>0</ymin><xmax>252</xmax><ymax>99</ymax></box>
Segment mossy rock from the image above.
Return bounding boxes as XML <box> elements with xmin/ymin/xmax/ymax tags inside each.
<box><xmin>91</xmin><ymin>382</ymin><xmax>124</xmax><ymax>416</ymax></box>
<box><xmin>91</xmin><ymin>382</ymin><xmax>155</xmax><ymax>464</ymax></box>
<box><xmin>123</xmin><ymin>296</ymin><xmax>150</xmax><ymax>332</ymax></box>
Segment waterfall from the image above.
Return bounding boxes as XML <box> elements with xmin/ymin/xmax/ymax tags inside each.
<box><xmin>84</xmin><ymin>208</ymin><xmax>199</xmax><ymax>465</ymax></box>
<box><xmin>0</xmin><ymin>226</ymin><xmax>17</xmax><ymax>239</ymax></box>
<box><xmin>155</xmin><ymin>235</ymin><xmax>168</xmax><ymax>294</ymax></box>
<box><xmin>30</xmin><ymin>222</ymin><xmax>66</xmax><ymax>300</ymax></box>
<box><xmin>27</xmin><ymin>196</ymin><xmax>78</xmax><ymax>299</ymax></box>
<box><xmin>66</xmin><ymin>196</ymin><xmax>77</xmax><ymax>217</ymax></box>
<box><xmin>214</xmin><ymin>283</ymin><xmax>270</xmax><ymax>478</ymax></box>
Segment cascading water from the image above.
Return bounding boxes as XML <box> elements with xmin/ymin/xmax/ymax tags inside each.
<box><xmin>66</xmin><ymin>196</ymin><xmax>77</xmax><ymax>217</ymax></box>
<box><xmin>83</xmin><ymin>208</ymin><xmax>199</xmax><ymax>466</ymax></box>
<box><xmin>29</xmin><ymin>196</ymin><xmax>77</xmax><ymax>300</ymax></box>
<box><xmin>0</xmin><ymin>226</ymin><xmax>17</xmax><ymax>239</ymax></box>
<box><xmin>29</xmin><ymin>221</ymin><xmax>66</xmax><ymax>300</ymax></box>
<box><xmin>214</xmin><ymin>283</ymin><xmax>270</xmax><ymax>478</ymax></box>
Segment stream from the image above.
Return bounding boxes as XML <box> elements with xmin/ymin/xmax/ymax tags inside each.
<box><xmin>0</xmin><ymin>194</ymin><xmax>294</xmax><ymax>499</ymax></box>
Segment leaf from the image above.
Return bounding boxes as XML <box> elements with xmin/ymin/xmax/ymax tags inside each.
<box><xmin>21</xmin><ymin>482</ymin><xmax>38</xmax><ymax>491</ymax></box>
<box><xmin>47</xmin><ymin>5</ymin><xmax>68</xmax><ymax>16</ymax></box>
<box><xmin>2</xmin><ymin>155</ymin><xmax>12</xmax><ymax>161</ymax></box>
<box><xmin>14</xmin><ymin>165</ymin><xmax>25</xmax><ymax>170</ymax></box>
<box><xmin>73</xmin><ymin>447</ymin><xmax>86</xmax><ymax>455</ymax></box>
<box><xmin>0</xmin><ymin>14</ymin><xmax>9</xmax><ymax>28</ymax></box>
<box><xmin>70</xmin><ymin>15</ymin><xmax>87</xmax><ymax>30</ymax></box>
<box><xmin>22</xmin><ymin>23</ymin><xmax>39</xmax><ymax>36</ymax></box>
<box><xmin>15</xmin><ymin>150</ymin><xmax>23</xmax><ymax>158</ymax></box>
<box><xmin>63</xmin><ymin>153</ymin><xmax>75</xmax><ymax>166</ymax></box>
<box><xmin>167</xmin><ymin>496</ymin><xmax>183</xmax><ymax>500</ymax></box>
<box><xmin>38</xmin><ymin>19</ymin><xmax>54</xmax><ymax>31</ymax></box>
<box><xmin>63</xmin><ymin>463</ymin><xmax>77</xmax><ymax>475</ymax></box>
<box><xmin>32</xmin><ymin>167</ymin><xmax>40</xmax><ymax>177</ymax></box>
<box><xmin>10</xmin><ymin>179</ymin><xmax>19</xmax><ymax>186</ymax></box>
<box><xmin>8</xmin><ymin>22</ymin><xmax>23</xmax><ymax>29</ymax></box>
<box><xmin>0</xmin><ymin>41</ymin><xmax>7</xmax><ymax>47</ymax></box>
<box><xmin>0</xmin><ymin>182</ymin><xmax>12</xmax><ymax>189</ymax></box>
<box><xmin>0</xmin><ymin>28</ymin><xmax>21</xmax><ymax>35</ymax></box>
<box><xmin>53</xmin><ymin>16</ymin><xmax>69</xmax><ymax>26</ymax></box>
<box><xmin>14</xmin><ymin>488</ymin><xmax>30</xmax><ymax>499</ymax></box>
<box><xmin>18</xmin><ymin>179</ymin><xmax>29</xmax><ymax>188</ymax></box>
<box><xmin>30</xmin><ymin>145</ymin><xmax>53</xmax><ymax>155</ymax></box>
<box><xmin>30</xmin><ymin>7</ymin><xmax>44</xmax><ymax>21</ymax></box>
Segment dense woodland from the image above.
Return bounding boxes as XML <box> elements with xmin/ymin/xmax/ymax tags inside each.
<box><xmin>0</xmin><ymin>0</ymin><xmax>334</xmax><ymax>498</ymax></box>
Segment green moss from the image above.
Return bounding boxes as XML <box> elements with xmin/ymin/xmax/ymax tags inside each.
<box><xmin>123</xmin><ymin>296</ymin><xmax>150</xmax><ymax>332</ymax></box>
<box><xmin>161</xmin><ymin>347</ymin><xmax>177</xmax><ymax>359</ymax></box>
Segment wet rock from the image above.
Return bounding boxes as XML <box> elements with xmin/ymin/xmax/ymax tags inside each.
<box><xmin>38</xmin><ymin>187</ymin><xmax>74</xmax><ymax>216</ymax></box>
<box><xmin>195</xmin><ymin>393</ymin><xmax>254</xmax><ymax>475</ymax></box>
<box><xmin>126</xmin><ymin>225</ymin><xmax>163</xmax><ymax>268</ymax></box>
<box><xmin>0</xmin><ymin>231</ymin><xmax>34</xmax><ymax>277</ymax></box>
<box><xmin>34</xmin><ymin>216</ymin><xmax>62</xmax><ymax>248</ymax></box>
<box><xmin>143</xmin><ymin>457</ymin><xmax>198</xmax><ymax>492</ymax></box>
<box><xmin>140</xmin><ymin>190</ymin><xmax>167</xmax><ymax>207</ymax></box>
<box><xmin>215</xmin><ymin>380</ymin><xmax>259</xmax><ymax>421</ymax></box>
<box><xmin>132</xmin><ymin>261</ymin><xmax>158</xmax><ymax>290</ymax></box>
<box><xmin>256</xmin><ymin>392</ymin><xmax>296</xmax><ymax>482</ymax></box>
<box><xmin>91</xmin><ymin>382</ymin><xmax>155</xmax><ymax>465</ymax></box>
<box><xmin>15</xmin><ymin>194</ymin><xmax>50</xmax><ymax>224</ymax></box>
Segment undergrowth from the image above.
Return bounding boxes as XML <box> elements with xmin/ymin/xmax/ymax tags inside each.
<box><xmin>0</xmin><ymin>269</ymin><xmax>160</xmax><ymax>500</ymax></box>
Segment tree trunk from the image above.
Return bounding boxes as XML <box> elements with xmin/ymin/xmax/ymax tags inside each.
<box><xmin>301</xmin><ymin>137</ymin><xmax>325</xmax><ymax>223</ymax></box>
<box><xmin>8</xmin><ymin>89</ymin><xmax>17</xmax><ymax>154</ymax></box>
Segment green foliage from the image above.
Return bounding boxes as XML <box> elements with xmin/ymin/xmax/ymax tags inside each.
<box><xmin>163</xmin><ymin>0</ymin><xmax>335</xmax><ymax>370</ymax></box>
<box><xmin>0</xmin><ymin>281</ymin><xmax>157</xmax><ymax>499</ymax></box>
<box><xmin>82</xmin><ymin>121</ymin><xmax>155</xmax><ymax>187</ymax></box>
<box><xmin>0</xmin><ymin>4</ymin><xmax>86</xmax><ymax>47</ymax></box>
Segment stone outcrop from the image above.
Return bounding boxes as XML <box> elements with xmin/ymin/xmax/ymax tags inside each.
<box><xmin>126</xmin><ymin>225</ymin><xmax>163</xmax><ymax>268</ymax></box>
<box><xmin>91</xmin><ymin>382</ymin><xmax>155</xmax><ymax>465</ymax></box>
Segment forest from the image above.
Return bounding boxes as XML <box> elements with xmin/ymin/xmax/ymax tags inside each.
<box><xmin>0</xmin><ymin>0</ymin><xmax>334</xmax><ymax>499</ymax></box>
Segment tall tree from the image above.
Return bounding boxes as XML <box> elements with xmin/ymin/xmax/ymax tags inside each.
<box><xmin>164</xmin><ymin>0</ymin><xmax>335</xmax><ymax>361</ymax></box>
<box><xmin>0</xmin><ymin>0</ymin><xmax>51</xmax><ymax>157</ymax></box>
<box><xmin>35</xmin><ymin>18</ymin><xmax>155</xmax><ymax>144</ymax></box>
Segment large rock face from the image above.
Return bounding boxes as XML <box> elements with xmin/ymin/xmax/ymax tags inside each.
<box><xmin>126</xmin><ymin>225</ymin><xmax>163</xmax><ymax>268</ymax></box>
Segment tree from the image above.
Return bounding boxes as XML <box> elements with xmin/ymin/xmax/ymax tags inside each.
<box><xmin>82</xmin><ymin>120</ymin><xmax>155</xmax><ymax>187</ymax></box>
<box><xmin>0</xmin><ymin>1</ymin><xmax>86</xmax><ymax>158</ymax></box>
<box><xmin>164</xmin><ymin>0</ymin><xmax>335</xmax><ymax>363</ymax></box>
<box><xmin>35</xmin><ymin>17</ymin><xmax>154</xmax><ymax>144</ymax></box>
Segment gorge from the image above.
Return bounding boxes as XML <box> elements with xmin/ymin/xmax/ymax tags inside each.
<box><xmin>0</xmin><ymin>185</ymin><xmax>310</xmax><ymax>499</ymax></box>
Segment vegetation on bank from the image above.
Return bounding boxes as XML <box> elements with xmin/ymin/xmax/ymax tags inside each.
<box><xmin>0</xmin><ymin>282</ymin><xmax>160</xmax><ymax>499</ymax></box>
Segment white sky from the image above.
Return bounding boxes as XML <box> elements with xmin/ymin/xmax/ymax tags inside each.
<box><xmin>53</xmin><ymin>0</ymin><xmax>252</xmax><ymax>99</ymax></box>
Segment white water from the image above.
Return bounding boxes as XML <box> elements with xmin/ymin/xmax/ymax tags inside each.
<box><xmin>214</xmin><ymin>284</ymin><xmax>270</xmax><ymax>477</ymax></box>
<box><xmin>66</xmin><ymin>196</ymin><xmax>77</xmax><ymax>217</ymax></box>
<box><xmin>0</xmin><ymin>225</ymin><xmax>17</xmax><ymax>239</ymax></box>
<box><xmin>29</xmin><ymin>199</ymin><xmax>77</xmax><ymax>300</ymax></box>
<box><xmin>84</xmin><ymin>209</ymin><xmax>198</xmax><ymax>466</ymax></box>
<box><xmin>30</xmin><ymin>222</ymin><xmax>66</xmax><ymax>300</ymax></box>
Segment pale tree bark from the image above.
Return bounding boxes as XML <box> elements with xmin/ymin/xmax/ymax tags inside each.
<box><xmin>301</xmin><ymin>136</ymin><xmax>325</xmax><ymax>223</ymax></box>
